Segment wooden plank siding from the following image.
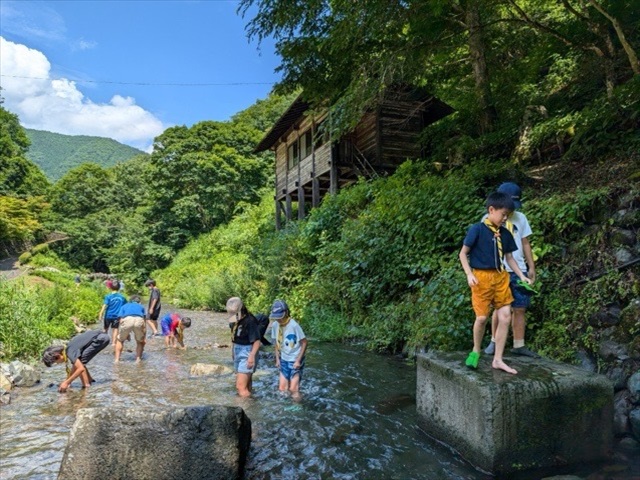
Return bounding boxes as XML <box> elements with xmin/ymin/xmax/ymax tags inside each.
<box><xmin>379</xmin><ymin>100</ymin><xmax>424</xmax><ymax>167</ymax></box>
<box><xmin>275</xmin><ymin>142</ymin><xmax>287</xmax><ymax>196</ymax></box>
<box><xmin>351</xmin><ymin>111</ymin><xmax>378</xmax><ymax>161</ymax></box>
<box><xmin>274</xmin><ymin>117</ymin><xmax>332</xmax><ymax>203</ymax></box>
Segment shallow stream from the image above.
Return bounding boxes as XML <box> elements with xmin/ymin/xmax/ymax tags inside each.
<box><xmin>0</xmin><ymin>308</ymin><xmax>637</xmax><ymax>479</ymax></box>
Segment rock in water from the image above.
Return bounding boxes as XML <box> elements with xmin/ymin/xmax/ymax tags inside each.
<box><xmin>58</xmin><ymin>405</ymin><xmax>251</xmax><ymax>480</ymax></box>
<box><xmin>190</xmin><ymin>363</ymin><xmax>234</xmax><ymax>376</ymax></box>
<box><xmin>8</xmin><ymin>360</ymin><xmax>40</xmax><ymax>387</ymax></box>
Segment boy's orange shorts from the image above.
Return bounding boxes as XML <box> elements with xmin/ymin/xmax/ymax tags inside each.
<box><xmin>470</xmin><ymin>269</ymin><xmax>514</xmax><ymax>317</ymax></box>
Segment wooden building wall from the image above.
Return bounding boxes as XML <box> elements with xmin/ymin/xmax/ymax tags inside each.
<box><xmin>351</xmin><ymin>111</ymin><xmax>378</xmax><ymax>161</ymax></box>
<box><xmin>378</xmin><ymin>99</ymin><xmax>424</xmax><ymax>167</ymax></box>
<box><xmin>274</xmin><ymin>114</ymin><xmax>331</xmax><ymax>202</ymax></box>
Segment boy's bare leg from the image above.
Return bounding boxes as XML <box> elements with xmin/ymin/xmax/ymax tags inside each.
<box><xmin>79</xmin><ymin>368</ymin><xmax>92</xmax><ymax>387</ymax></box>
<box><xmin>147</xmin><ymin>320</ymin><xmax>158</xmax><ymax>335</ymax></box>
<box><xmin>493</xmin><ymin>306</ymin><xmax>517</xmax><ymax>374</ymax></box>
<box><xmin>110</xmin><ymin>328</ymin><xmax>118</xmax><ymax>347</ymax></box>
<box><xmin>512</xmin><ymin>308</ymin><xmax>526</xmax><ymax>345</ymax></box>
<box><xmin>135</xmin><ymin>340</ymin><xmax>144</xmax><ymax>362</ymax></box>
<box><xmin>472</xmin><ymin>316</ymin><xmax>488</xmax><ymax>353</ymax></box>
<box><xmin>236</xmin><ymin>373</ymin><xmax>252</xmax><ymax>397</ymax></box>
<box><xmin>114</xmin><ymin>339</ymin><xmax>123</xmax><ymax>362</ymax></box>
<box><xmin>289</xmin><ymin>374</ymin><xmax>301</xmax><ymax>394</ymax></box>
<box><xmin>278</xmin><ymin>373</ymin><xmax>289</xmax><ymax>392</ymax></box>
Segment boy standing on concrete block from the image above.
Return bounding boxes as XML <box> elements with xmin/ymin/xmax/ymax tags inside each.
<box><xmin>484</xmin><ymin>182</ymin><xmax>540</xmax><ymax>358</ymax></box>
<box><xmin>459</xmin><ymin>192</ymin><xmax>532</xmax><ymax>374</ymax></box>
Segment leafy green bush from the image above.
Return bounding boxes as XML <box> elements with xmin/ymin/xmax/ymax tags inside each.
<box><xmin>0</xmin><ymin>280</ymin><xmax>77</xmax><ymax>360</ymax></box>
<box><xmin>155</xmin><ymin>194</ymin><xmax>275</xmax><ymax>311</ymax></box>
<box><xmin>29</xmin><ymin>250</ymin><xmax>73</xmax><ymax>271</ymax></box>
<box><xmin>18</xmin><ymin>251</ymin><xmax>32</xmax><ymax>264</ymax></box>
<box><xmin>31</xmin><ymin>243</ymin><xmax>50</xmax><ymax>255</ymax></box>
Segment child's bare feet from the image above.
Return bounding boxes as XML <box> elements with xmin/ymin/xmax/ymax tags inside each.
<box><xmin>492</xmin><ymin>360</ymin><xmax>518</xmax><ymax>374</ymax></box>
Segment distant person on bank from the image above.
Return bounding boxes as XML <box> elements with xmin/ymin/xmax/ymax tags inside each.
<box><xmin>226</xmin><ymin>297</ymin><xmax>261</xmax><ymax>398</ymax></box>
<box><xmin>99</xmin><ymin>280</ymin><xmax>127</xmax><ymax>346</ymax></box>
<box><xmin>145</xmin><ymin>279</ymin><xmax>162</xmax><ymax>336</ymax></box>
<box><xmin>42</xmin><ymin>330</ymin><xmax>110</xmax><ymax>393</ymax></box>
<box><xmin>269</xmin><ymin>299</ymin><xmax>308</xmax><ymax>401</ymax></box>
<box><xmin>115</xmin><ymin>295</ymin><xmax>147</xmax><ymax>362</ymax></box>
<box><xmin>160</xmin><ymin>313</ymin><xmax>191</xmax><ymax>349</ymax></box>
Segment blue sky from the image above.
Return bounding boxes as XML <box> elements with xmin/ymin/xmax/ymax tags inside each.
<box><xmin>0</xmin><ymin>0</ymin><xmax>281</xmax><ymax>151</ymax></box>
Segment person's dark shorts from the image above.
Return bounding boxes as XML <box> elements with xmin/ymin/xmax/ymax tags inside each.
<box><xmin>149</xmin><ymin>311</ymin><xmax>160</xmax><ymax>321</ymax></box>
<box><xmin>510</xmin><ymin>272</ymin><xmax>531</xmax><ymax>309</ymax></box>
<box><xmin>79</xmin><ymin>332</ymin><xmax>110</xmax><ymax>364</ymax></box>
<box><xmin>280</xmin><ymin>358</ymin><xmax>305</xmax><ymax>381</ymax></box>
<box><xmin>104</xmin><ymin>317</ymin><xmax>120</xmax><ymax>330</ymax></box>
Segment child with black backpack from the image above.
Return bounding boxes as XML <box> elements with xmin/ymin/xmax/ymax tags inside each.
<box><xmin>226</xmin><ymin>297</ymin><xmax>264</xmax><ymax>398</ymax></box>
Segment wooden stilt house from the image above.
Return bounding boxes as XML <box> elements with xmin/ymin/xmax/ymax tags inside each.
<box><xmin>254</xmin><ymin>85</ymin><xmax>454</xmax><ymax>229</ymax></box>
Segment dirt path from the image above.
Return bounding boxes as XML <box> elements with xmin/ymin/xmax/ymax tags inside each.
<box><xmin>0</xmin><ymin>256</ymin><xmax>27</xmax><ymax>280</ymax></box>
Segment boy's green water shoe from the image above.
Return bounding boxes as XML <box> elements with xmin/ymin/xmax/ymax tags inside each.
<box><xmin>465</xmin><ymin>351</ymin><xmax>480</xmax><ymax>369</ymax></box>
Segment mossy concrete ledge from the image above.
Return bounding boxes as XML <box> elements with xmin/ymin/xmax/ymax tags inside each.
<box><xmin>416</xmin><ymin>352</ymin><xmax>613</xmax><ymax>477</ymax></box>
<box><xmin>58</xmin><ymin>405</ymin><xmax>251</xmax><ymax>480</ymax></box>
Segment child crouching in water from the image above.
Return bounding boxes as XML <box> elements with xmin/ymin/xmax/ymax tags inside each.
<box><xmin>160</xmin><ymin>313</ymin><xmax>191</xmax><ymax>349</ymax></box>
<box><xmin>269</xmin><ymin>299</ymin><xmax>307</xmax><ymax>400</ymax></box>
<box><xmin>42</xmin><ymin>330</ymin><xmax>110</xmax><ymax>392</ymax></box>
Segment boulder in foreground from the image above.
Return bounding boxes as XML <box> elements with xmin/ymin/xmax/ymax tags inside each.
<box><xmin>58</xmin><ymin>405</ymin><xmax>251</xmax><ymax>480</ymax></box>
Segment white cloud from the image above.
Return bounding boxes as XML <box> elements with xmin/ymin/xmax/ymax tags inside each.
<box><xmin>0</xmin><ymin>1</ymin><xmax>66</xmax><ymax>43</ymax></box>
<box><xmin>0</xmin><ymin>36</ymin><xmax>165</xmax><ymax>152</ymax></box>
<box><xmin>72</xmin><ymin>38</ymin><xmax>98</xmax><ymax>51</ymax></box>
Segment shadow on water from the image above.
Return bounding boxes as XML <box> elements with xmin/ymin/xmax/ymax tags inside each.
<box><xmin>1</xmin><ymin>307</ymin><xmax>637</xmax><ymax>479</ymax></box>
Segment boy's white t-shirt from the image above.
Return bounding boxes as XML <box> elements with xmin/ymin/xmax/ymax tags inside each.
<box><xmin>272</xmin><ymin>318</ymin><xmax>306</xmax><ymax>362</ymax></box>
<box><xmin>481</xmin><ymin>210</ymin><xmax>532</xmax><ymax>273</ymax></box>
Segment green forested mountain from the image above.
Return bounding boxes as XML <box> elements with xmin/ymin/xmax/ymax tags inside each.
<box><xmin>25</xmin><ymin>129</ymin><xmax>145</xmax><ymax>181</ymax></box>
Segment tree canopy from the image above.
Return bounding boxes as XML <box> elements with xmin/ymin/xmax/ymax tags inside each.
<box><xmin>239</xmin><ymin>0</ymin><xmax>639</xmax><ymax>138</ymax></box>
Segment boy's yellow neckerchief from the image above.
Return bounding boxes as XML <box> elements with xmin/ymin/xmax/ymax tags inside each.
<box><xmin>276</xmin><ymin>318</ymin><xmax>290</xmax><ymax>349</ymax></box>
<box><xmin>483</xmin><ymin>218</ymin><xmax>504</xmax><ymax>271</ymax></box>
<box><xmin>61</xmin><ymin>350</ymin><xmax>71</xmax><ymax>376</ymax></box>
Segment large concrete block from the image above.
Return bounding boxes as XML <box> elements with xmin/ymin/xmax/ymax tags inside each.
<box><xmin>58</xmin><ymin>405</ymin><xmax>251</xmax><ymax>480</ymax></box>
<box><xmin>416</xmin><ymin>352</ymin><xmax>613</xmax><ymax>476</ymax></box>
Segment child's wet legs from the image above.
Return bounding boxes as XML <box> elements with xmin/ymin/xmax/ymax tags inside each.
<box><xmin>472</xmin><ymin>316</ymin><xmax>488</xmax><ymax>353</ymax></box>
<box><xmin>493</xmin><ymin>306</ymin><xmax>517</xmax><ymax>374</ymax></box>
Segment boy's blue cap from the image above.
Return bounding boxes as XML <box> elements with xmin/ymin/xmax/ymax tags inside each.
<box><xmin>269</xmin><ymin>299</ymin><xmax>289</xmax><ymax>320</ymax></box>
<box><xmin>498</xmin><ymin>182</ymin><xmax>522</xmax><ymax>209</ymax></box>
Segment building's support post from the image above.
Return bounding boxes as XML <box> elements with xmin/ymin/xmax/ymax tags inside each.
<box><xmin>275</xmin><ymin>198</ymin><xmax>282</xmax><ymax>231</ymax></box>
<box><xmin>312</xmin><ymin>178</ymin><xmax>320</xmax><ymax>207</ymax></box>
<box><xmin>285</xmin><ymin>193</ymin><xmax>292</xmax><ymax>221</ymax></box>
<box><xmin>311</xmin><ymin>118</ymin><xmax>318</xmax><ymax>208</ymax></box>
<box><xmin>329</xmin><ymin>147</ymin><xmax>338</xmax><ymax>195</ymax></box>
<box><xmin>298</xmin><ymin>185</ymin><xmax>305</xmax><ymax>220</ymax></box>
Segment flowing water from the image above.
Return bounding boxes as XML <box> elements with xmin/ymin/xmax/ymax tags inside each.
<box><xmin>0</xmin><ymin>308</ymin><xmax>637</xmax><ymax>479</ymax></box>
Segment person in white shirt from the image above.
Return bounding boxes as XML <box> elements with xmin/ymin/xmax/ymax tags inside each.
<box><xmin>484</xmin><ymin>182</ymin><xmax>540</xmax><ymax>358</ymax></box>
<box><xmin>269</xmin><ymin>299</ymin><xmax>308</xmax><ymax>400</ymax></box>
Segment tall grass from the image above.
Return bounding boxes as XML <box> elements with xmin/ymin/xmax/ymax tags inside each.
<box><xmin>0</xmin><ymin>278</ymin><xmax>103</xmax><ymax>361</ymax></box>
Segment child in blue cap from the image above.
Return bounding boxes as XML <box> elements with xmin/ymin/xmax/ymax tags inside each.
<box><xmin>269</xmin><ymin>299</ymin><xmax>308</xmax><ymax>400</ymax></box>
